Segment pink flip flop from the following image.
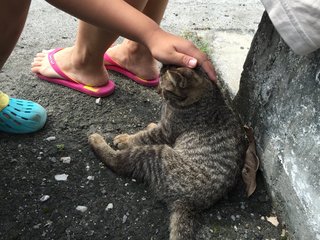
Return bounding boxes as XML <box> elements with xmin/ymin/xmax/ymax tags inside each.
<box><xmin>104</xmin><ymin>53</ymin><xmax>159</xmax><ymax>87</ymax></box>
<box><xmin>36</xmin><ymin>48</ymin><xmax>115</xmax><ymax>97</ymax></box>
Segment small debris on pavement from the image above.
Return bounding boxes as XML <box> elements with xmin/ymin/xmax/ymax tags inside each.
<box><xmin>76</xmin><ymin>205</ymin><xmax>88</xmax><ymax>212</ymax></box>
<box><xmin>49</xmin><ymin>157</ymin><xmax>57</xmax><ymax>163</ymax></box>
<box><xmin>54</xmin><ymin>174</ymin><xmax>68</xmax><ymax>181</ymax></box>
<box><xmin>44</xmin><ymin>220</ymin><xmax>53</xmax><ymax>227</ymax></box>
<box><xmin>95</xmin><ymin>98</ymin><xmax>102</xmax><ymax>105</ymax></box>
<box><xmin>281</xmin><ymin>229</ymin><xmax>287</xmax><ymax>237</ymax></box>
<box><xmin>101</xmin><ymin>189</ymin><xmax>107</xmax><ymax>194</ymax></box>
<box><xmin>105</xmin><ymin>203</ymin><xmax>113</xmax><ymax>211</ymax></box>
<box><xmin>122</xmin><ymin>214</ymin><xmax>128</xmax><ymax>223</ymax></box>
<box><xmin>33</xmin><ymin>223</ymin><xmax>41</xmax><ymax>229</ymax></box>
<box><xmin>40</xmin><ymin>195</ymin><xmax>50</xmax><ymax>202</ymax></box>
<box><xmin>60</xmin><ymin>157</ymin><xmax>71</xmax><ymax>164</ymax></box>
<box><xmin>87</xmin><ymin>176</ymin><xmax>94</xmax><ymax>181</ymax></box>
<box><xmin>45</xmin><ymin>136</ymin><xmax>56</xmax><ymax>141</ymax></box>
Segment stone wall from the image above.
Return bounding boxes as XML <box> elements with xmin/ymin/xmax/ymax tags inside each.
<box><xmin>234</xmin><ymin>12</ymin><xmax>320</xmax><ymax>240</ymax></box>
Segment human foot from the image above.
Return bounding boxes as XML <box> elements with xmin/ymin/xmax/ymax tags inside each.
<box><xmin>32</xmin><ymin>48</ymin><xmax>115</xmax><ymax>97</ymax></box>
<box><xmin>104</xmin><ymin>41</ymin><xmax>160</xmax><ymax>85</ymax></box>
<box><xmin>32</xmin><ymin>47</ymin><xmax>109</xmax><ymax>87</ymax></box>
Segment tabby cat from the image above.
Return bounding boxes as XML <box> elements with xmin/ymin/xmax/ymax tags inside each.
<box><xmin>89</xmin><ymin>65</ymin><xmax>246</xmax><ymax>240</ymax></box>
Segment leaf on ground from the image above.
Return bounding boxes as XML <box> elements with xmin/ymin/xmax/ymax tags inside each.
<box><xmin>242</xmin><ymin>125</ymin><xmax>260</xmax><ymax>197</ymax></box>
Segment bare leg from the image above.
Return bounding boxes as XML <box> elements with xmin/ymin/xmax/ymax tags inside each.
<box><xmin>0</xmin><ymin>0</ymin><xmax>31</xmax><ymax>70</ymax></box>
<box><xmin>31</xmin><ymin>0</ymin><xmax>168</xmax><ymax>86</ymax></box>
<box><xmin>31</xmin><ymin>23</ymin><xmax>118</xmax><ymax>87</ymax></box>
<box><xmin>106</xmin><ymin>0</ymin><xmax>169</xmax><ymax>80</ymax></box>
<box><xmin>0</xmin><ymin>0</ymin><xmax>48</xmax><ymax>134</ymax></box>
<box><xmin>31</xmin><ymin>0</ymin><xmax>150</xmax><ymax>86</ymax></box>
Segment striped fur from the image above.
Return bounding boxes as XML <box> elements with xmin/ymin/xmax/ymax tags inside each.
<box><xmin>89</xmin><ymin>65</ymin><xmax>246</xmax><ymax>240</ymax></box>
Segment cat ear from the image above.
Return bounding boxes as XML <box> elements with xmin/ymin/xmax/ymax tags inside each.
<box><xmin>242</xmin><ymin>125</ymin><xmax>260</xmax><ymax>197</ymax></box>
<box><xmin>166</xmin><ymin>72</ymin><xmax>178</xmax><ymax>87</ymax></box>
<box><xmin>178</xmin><ymin>77</ymin><xmax>188</xmax><ymax>88</ymax></box>
<box><xmin>169</xmin><ymin>71</ymin><xmax>187</xmax><ymax>88</ymax></box>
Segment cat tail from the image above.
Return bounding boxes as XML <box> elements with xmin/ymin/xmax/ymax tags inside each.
<box><xmin>169</xmin><ymin>201</ymin><xmax>196</xmax><ymax>240</ymax></box>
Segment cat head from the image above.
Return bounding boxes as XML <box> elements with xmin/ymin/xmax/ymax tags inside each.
<box><xmin>159</xmin><ymin>65</ymin><xmax>213</xmax><ymax>107</ymax></box>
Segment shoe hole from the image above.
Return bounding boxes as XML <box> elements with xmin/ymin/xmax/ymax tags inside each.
<box><xmin>14</xmin><ymin>108</ymin><xmax>21</xmax><ymax>112</ymax></box>
<box><xmin>4</xmin><ymin>124</ymin><xmax>12</xmax><ymax>129</ymax></box>
<box><xmin>3</xmin><ymin>113</ymin><xmax>11</xmax><ymax>119</ymax></box>
<box><xmin>13</xmin><ymin>120</ymin><xmax>21</xmax><ymax>125</ymax></box>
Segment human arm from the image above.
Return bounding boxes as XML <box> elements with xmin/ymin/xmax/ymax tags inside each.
<box><xmin>46</xmin><ymin>0</ymin><xmax>216</xmax><ymax>82</ymax></box>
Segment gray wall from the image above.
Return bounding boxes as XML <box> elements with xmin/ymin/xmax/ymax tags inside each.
<box><xmin>234</xmin><ymin>13</ymin><xmax>320</xmax><ymax>240</ymax></box>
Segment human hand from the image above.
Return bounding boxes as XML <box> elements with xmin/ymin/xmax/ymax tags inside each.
<box><xmin>145</xmin><ymin>29</ymin><xmax>217</xmax><ymax>82</ymax></box>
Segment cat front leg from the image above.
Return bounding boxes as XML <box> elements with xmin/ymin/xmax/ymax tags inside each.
<box><xmin>113</xmin><ymin>133</ymin><xmax>133</xmax><ymax>150</ymax></box>
<box><xmin>88</xmin><ymin>133</ymin><xmax>117</xmax><ymax>168</ymax></box>
<box><xmin>114</xmin><ymin>123</ymin><xmax>168</xmax><ymax>149</ymax></box>
<box><xmin>146</xmin><ymin>122</ymin><xmax>158</xmax><ymax>130</ymax></box>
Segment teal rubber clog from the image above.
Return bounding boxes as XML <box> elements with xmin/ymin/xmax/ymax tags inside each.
<box><xmin>0</xmin><ymin>97</ymin><xmax>47</xmax><ymax>134</ymax></box>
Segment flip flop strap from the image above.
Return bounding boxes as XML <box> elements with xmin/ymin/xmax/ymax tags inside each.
<box><xmin>48</xmin><ymin>48</ymin><xmax>78</xmax><ymax>83</ymax></box>
<box><xmin>103</xmin><ymin>53</ymin><xmax>120</xmax><ymax>67</ymax></box>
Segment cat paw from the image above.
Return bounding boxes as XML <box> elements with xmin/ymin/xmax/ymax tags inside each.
<box><xmin>146</xmin><ymin>122</ymin><xmax>157</xmax><ymax>130</ymax></box>
<box><xmin>89</xmin><ymin>133</ymin><xmax>117</xmax><ymax>166</ymax></box>
<box><xmin>113</xmin><ymin>133</ymin><xmax>131</xmax><ymax>149</ymax></box>
<box><xmin>88</xmin><ymin>133</ymin><xmax>106</xmax><ymax>147</ymax></box>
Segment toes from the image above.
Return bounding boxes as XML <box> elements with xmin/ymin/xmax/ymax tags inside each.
<box><xmin>31</xmin><ymin>53</ymin><xmax>47</xmax><ymax>68</ymax></box>
<box><xmin>31</xmin><ymin>66</ymin><xmax>40</xmax><ymax>73</ymax></box>
<box><xmin>31</xmin><ymin>60</ymin><xmax>42</xmax><ymax>67</ymax></box>
<box><xmin>41</xmin><ymin>49</ymin><xmax>52</xmax><ymax>54</ymax></box>
<box><xmin>36</xmin><ymin>52</ymin><xmax>46</xmax><ymax>57</ymax></box>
